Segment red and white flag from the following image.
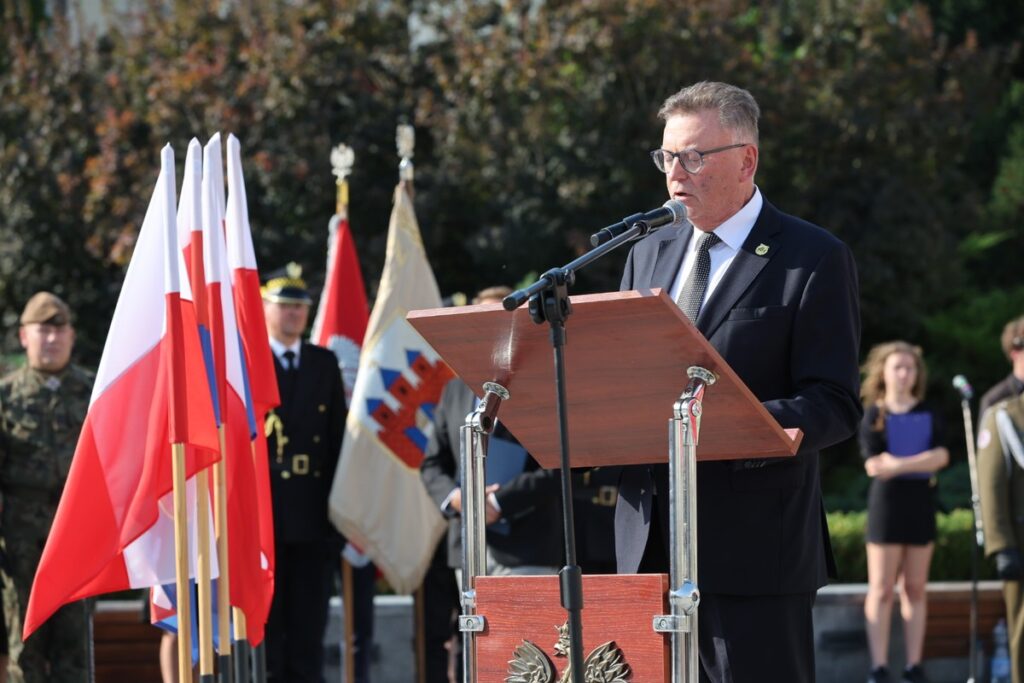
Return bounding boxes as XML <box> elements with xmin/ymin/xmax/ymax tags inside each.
<box><xmin>224</xmin><ymin>133</ymin><xmax>277</xmax><ymax>642</ymax></box>
<box><xmin>328</xmin><ymin>183</ymin><xmax>450</xmax><ymax>593</ymax></box>
<box><xmin>310</xmin><ymin>203</ymin><xmax>369</xmax><ymax>404</ymax></box>
<box><xmin>24</xmin><ymin>145</ymin><xmax>220</xmax><ymax>637</ymax></box>
<box><xmin>202</xmin><ymin>134</ymin><xmax>267</xmax><ymax>645</ymax></box>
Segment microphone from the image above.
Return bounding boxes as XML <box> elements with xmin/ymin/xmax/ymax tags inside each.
<box><xmin>952</xmin><ymin>374</ymin><xmax>974</xmax><ymax>401</ymax></box>
<box><xmin>590</xmin><ymin>199</ymin><xmax>687</xmax><ymax>246</ymax></box>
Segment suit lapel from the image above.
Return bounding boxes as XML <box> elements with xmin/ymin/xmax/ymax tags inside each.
<box><xmin>696</xmin><ymin>201</ymin><xmax>783</xmax><ymax>338</ymax></box>
<box><xmin>649</xmin><ymin>223</ymin><xmax>692</xmax><ymax>290</ymax></box>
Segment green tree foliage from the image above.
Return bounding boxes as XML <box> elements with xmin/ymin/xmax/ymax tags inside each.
<box><xmin>2</xmin><ymin>1</ymin><xmax>1023</xmax><ymax>520</ymax></box>
<box><xmin>2</xmin><ymin>0</ymin><xmax>415</xmax><ymax>360</ymax></box>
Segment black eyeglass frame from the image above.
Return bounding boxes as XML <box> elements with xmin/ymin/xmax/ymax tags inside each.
<box><xmin>650</xmin><ymin>142</ymin><xmax>749</xmax><ymax>174</ymax></box>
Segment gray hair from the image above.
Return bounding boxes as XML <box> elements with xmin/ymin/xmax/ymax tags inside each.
<box><xmin>658</xmin><ymin>81</ymin><xmax>760</xmax><ymax>145</ymax></box>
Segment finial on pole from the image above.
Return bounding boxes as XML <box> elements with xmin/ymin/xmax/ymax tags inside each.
<box><xmin>397</xmin><ymin>124</ymin><xmax>415</xmax><ymax>184</ymax></box>
<box><xmin>331</xmin><ymin>143</ymin><xmax>355</xmax><ymax>216</ymax></box>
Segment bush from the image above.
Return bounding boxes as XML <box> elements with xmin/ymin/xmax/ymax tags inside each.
<box><xmin>827</xmin><ymin>508</ymin><xmax>995</xmax><ymax>583</ymax></box>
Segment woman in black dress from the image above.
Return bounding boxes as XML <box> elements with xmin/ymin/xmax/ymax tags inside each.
<box><xmin>860</xmin><ymin>341</ymin><xmax>949</xmax><ymax>683</ymax></box>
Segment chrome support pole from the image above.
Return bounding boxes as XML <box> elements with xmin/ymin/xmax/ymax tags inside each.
<box><xmin>459</xmin><ymin>382</ymin><xmax>508</xmax><ymax>683</ymax></box>
<box><xmin>669</xmin><ymin>367</ymin><xmax>714</xmax><ymax>683</ymax></box>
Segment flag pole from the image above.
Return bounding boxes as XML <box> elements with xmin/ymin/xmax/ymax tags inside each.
<box><xmin>396</xmin><ymin>124</ymin><xmax>427</xmax><ymax>683</ymax></box>
<box><xmin>214</xmin><ymin>425</ymin><xmax>234</xmax><ymax>682</ymax></box>
<box><xmin>233</xmin><ymin>608</ymin><xmax>250</xmax><ymax>683</ymax></box>
<box><xmin>172</xmin><ymin>442</ymin><xmax>194</xmax><ymax>683</ymax></box>
<box><xmin>331</xmin><ymin>142</ymin><xmax>358</xmax><ymax>683</ymax></box>
<box><xmin>197</xmin><ymin>468</ymin><xmax>217</xmax><ymax>682</ymax></box>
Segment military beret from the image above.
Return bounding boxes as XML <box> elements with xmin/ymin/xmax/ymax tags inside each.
<box><xmin>20</xmin><ymin>291</ymin><xmax>72</xmax><ymax>326</ymax></box>
<box><xmin>261</xmin><ymin>262</ymin><xmax>312</xmax><ymax>305</ymax></box>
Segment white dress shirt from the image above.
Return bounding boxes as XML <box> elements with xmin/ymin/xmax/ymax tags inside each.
<box><xmin>268</xmin><ymin>337</ymin><xmax>302</xmax><ymax>369</ymax></box>
<box><xmin>668</xmin><ymin>187</ymin><xmax>764</xmax><ymax>309</ymax></box>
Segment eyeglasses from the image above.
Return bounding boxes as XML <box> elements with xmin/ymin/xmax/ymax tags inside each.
<box><xmin>650</xmin><ymin>143</ymin><xmax>748</xmax><ymax>174</ymax></box>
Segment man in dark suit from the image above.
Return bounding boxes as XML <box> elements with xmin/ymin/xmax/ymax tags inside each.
<box><xmin>420</xmin><ymin>286</ymin><xmax>563</xmax><ymax>682</ymax></box>
<box><xmin>616</xmin><ymin>81</ymin><xmax>862</xmax><ymax>682</ymax></box>
<box><xmin>980</xmin><ymin>315</ymin><xmax>1024</xmax><ymax>416</ymax></box>
<box><xmin>262</xmin><ymin>265</ymin><xmax>347</xmax><ymax>683</ymax></box>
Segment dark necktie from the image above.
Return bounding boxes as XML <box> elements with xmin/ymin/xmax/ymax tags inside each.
<box><xmin>676</xmin><ymin>231</ymin><xmax>721</xmax><ymax>322</ymax></box>
<box><xmin>281</xmin><ymin>350</ymin><xmax>297</xmax><ymax>400</ymax></box>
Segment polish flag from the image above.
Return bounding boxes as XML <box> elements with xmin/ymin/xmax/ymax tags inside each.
<box><xmin>225</xmin><ymin>134</ymin><xmax>279</xmax><ymax>418</ymax></box>
<box><xmin>24</xmin><ymin>145</ymin><xmax>220</xmax><ymax>637</ymax></box>
<box><xmin>148</xmin><ymin>137</ymin><xmax>222</xmax><ymax>638</ymax></box>
<box><xmin>204</xmin><ymin>134</ymin><xmax>267</xmax><ymax>645</ymax></box>
<box><xmin>225</xmin><ymin>133</ymin><xmax>277</xmax><ymax>638</ymax></box>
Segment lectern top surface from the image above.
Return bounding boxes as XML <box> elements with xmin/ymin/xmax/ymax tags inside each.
<box><xmin>408</xmin><ymin>289</ymin><xmax>801</xmax><ymax>469</ymax></box>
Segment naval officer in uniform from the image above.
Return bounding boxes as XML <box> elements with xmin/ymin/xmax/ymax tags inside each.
<box><xmin>262</xmin><ymin>265</ymin><xmax>347</xmax><ymax>683</ymax></box>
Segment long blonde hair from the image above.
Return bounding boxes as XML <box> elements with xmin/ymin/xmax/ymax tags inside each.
<box><xmin>860</xmin><ymin>341</ymin><xmax>927</xmax><ymax>428</ymax></box>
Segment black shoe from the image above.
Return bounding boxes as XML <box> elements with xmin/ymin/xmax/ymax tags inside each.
<box><xmin>868</xmin><ymin>666</ymin><xmax>891</xmax><ymax>683</ymax></box>
<box><xmin>901</xmin><ymin>664</ymin><xmax>930</xmax><ymax>683</ymax></box>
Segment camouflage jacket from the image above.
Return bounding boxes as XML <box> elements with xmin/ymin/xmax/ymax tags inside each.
<box><xmin>0</xmin><ymin>364</ymin><xmax>93</xmax><ymax>533</ymax></box>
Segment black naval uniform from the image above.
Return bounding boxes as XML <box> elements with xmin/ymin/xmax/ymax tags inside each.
<box><xmin>265</xmin><ymin>341</ymin><xmax>346</xmax><ymax>683</ymax></box>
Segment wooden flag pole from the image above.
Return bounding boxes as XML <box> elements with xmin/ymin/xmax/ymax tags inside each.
<box><xmin>233</xmin><ymin>608</ymin><xmax>251</xmax><ymax>683</ymax></box>
<box><xmin>214</xmin><ymin>425</ymin><xmax>233</xmax><ymax>682</ymax></box>
<box><xmin>341</xmin><ymin>558</ymin><xmax>355</xmax><ymax>682</ymax></box>
<box><xmin>329</xmin><ymin>142</ymin><xmax>357</xmax><ymax>683</ymax></box>
<box><xmin>172</xmin><ymin>442</ymin><xmax>194</xmax><ymax>683</ymax></box>
<box><xmin>197</xmin><ymin>468</ymin><xmax>216</xmax><ymax>681</ymax></box>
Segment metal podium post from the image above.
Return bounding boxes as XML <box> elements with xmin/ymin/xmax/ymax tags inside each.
<box><xmin>656</xmin><ymin>366</ymin><xmax>715</xmax><ymax>682</ymax></box>
<box><xmin>457</xmin><ymin>382</ymin><xmax>509</xmax><ymax>683</ymax></box>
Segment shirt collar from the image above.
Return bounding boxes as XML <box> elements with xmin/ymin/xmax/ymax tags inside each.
<box><xmin>707</xmin><ymin>186</ymin><xmax>763</xmax><ymax>251</ymax></box>
<box><xmin>268</xmin><ymin>337</ymin><xmax>301</xmax><ymax>362</ymax></box>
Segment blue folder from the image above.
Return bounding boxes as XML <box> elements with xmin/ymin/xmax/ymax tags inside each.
<box><xmin>884</xmin><ymin>411</ymin><xmax>933</xmax><ymax>480</ymax></box>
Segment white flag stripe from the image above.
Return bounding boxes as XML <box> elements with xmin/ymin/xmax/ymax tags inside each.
<box><xmin>225</xmin><ymin>134</ymin><xmax>258</xmax><ymax>271</ymax></box>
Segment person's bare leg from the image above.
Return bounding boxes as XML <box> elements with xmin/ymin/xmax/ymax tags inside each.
<box><xmin>159</xmin><ymin>632</ymin><xmax>178</xmax><ymax>683</ymax></box>
<box><xmin>865</xmin><ymin>543</ymin><xmax>905</xmax><ymax>668</ymax></box>
<box><xmin>899</xmin><ymin>543</ymin><xmax>935</xmax><ymax>666</ymax></box>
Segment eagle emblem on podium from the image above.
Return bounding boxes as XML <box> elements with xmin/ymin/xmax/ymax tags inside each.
<box><xmin>506</xmin><ymin>622</ymin><xmax>630</xmax><ymax>683</ymax></box>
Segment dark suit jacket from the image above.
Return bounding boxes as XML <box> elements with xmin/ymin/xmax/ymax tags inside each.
<box><xmin>615</xmin><ymin>197</ymin><xmax>862</xmax><ymax>595</ymax></box>
<box><xmin>265</xmin><ymin>342</ymin><xmax>346</xmax><ymax>545</ymax></box>
<box><xmin>981</xmin><ymin>373</ymin><xmax>1024</xmax><ymax>417</ymax></box>
<box><xmin>421</xmin><ymin>378</ymin><xmax>563</xmax><ymax>570</ymax></box>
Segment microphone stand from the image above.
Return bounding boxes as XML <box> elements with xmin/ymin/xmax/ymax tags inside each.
<box><xmin>957</xmin><ymin>390</ymin><xmax>983</xmax><ymax>683</ymax></box>
<box><xmin>503</xmin><ymin>218</ymin><xmax>661</xmax><ymax>683</ymax></box>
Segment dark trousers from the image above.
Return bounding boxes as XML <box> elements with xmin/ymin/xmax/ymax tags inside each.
<box><xmin>638</xmin><ymin>509</ymin><xmax>816</xmax><ymax>682</ymax></box>
<box><xmin>266</xmin><ymin>541</ymin><xmax>333</xmax><ymax>683</ymax></box>
<box><xmin>697</xmin><ymin>592</ymin><xmax>815</xmax><ymax>683</ymax></box>
<box><xmin>422</xmin><ymin>542</ymin><xmax>459</xmax><ymax>683</ymax></box>
<box><xmin>348</xmin><ymin>561</ymin><xmax>376</xmax><ymax>683</ymax></box>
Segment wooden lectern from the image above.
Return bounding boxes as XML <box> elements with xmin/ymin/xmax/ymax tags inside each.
<box><xmin>408</xmin><ymin>289</ymin><xmax>802</xmax><ymax>682</ymax></box>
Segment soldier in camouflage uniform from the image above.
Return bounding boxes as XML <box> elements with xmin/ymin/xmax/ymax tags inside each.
<box><xmin>0</xmin><ymin>292</ymin><xmax>93</xmax><ymax>683</ymax></box>
<box><xmin>978</xmin><ymin>392</ymin><xmax>1024</xmax><ymax>683</ymax></box>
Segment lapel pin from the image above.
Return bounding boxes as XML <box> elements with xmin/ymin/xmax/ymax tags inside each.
<box><xmin>755</xmin><ymin>243</ymin><xmax>770</xmax><ymax>256</ymax></box>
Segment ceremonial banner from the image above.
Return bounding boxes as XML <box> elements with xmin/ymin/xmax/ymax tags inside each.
<box><xmin>328</xmin><ymin>184</ymin><xmax>449</xmax><ymax>593</ymax></box>
<box><xmin>24</xmin><ymin>145</ymin><xmax>219</xmax><ymax>636</ymax></box>
<box><xmin>310</xmin><ymin>207</ymin><xmax>370</xmax><ymax>403</ymax></box>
